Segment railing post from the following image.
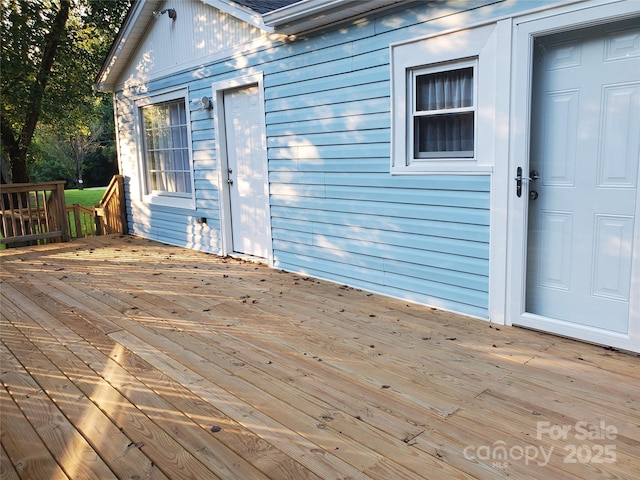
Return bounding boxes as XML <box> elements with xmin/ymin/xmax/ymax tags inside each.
<box><xmin>94</xmin><ymin>175</ymin><xmax>127</xmax><ymax>236</ymax></box>
<box><xmin>117</xmin><ymin>175</ymin><xmax>128</xmax><ymax>235</ymax></box>
<box><xmin>73</xmin><ymin>204</ymin><xmax>82</xmax><ymax>238</ymax></box>
<box><xmin>55</xmin><ymin>181</ymin><xmax>70</xmax><ymax>241</ymax></box>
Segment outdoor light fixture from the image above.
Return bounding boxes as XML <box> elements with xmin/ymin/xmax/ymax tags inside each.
<box><xmin>154</xmin><ymin>8</ymin><xmax>176</xmax><ymax>20</ymax></box>
<box><xmin>191</xmin><ymin>96</ymin><xmax>213</xmax><ymax>111</ymax></box>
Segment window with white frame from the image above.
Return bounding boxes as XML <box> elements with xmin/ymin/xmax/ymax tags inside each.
<box><xmin>136</xmin><ymin>89</ymin><xmax>195</xmax><ymax>208</ymax></box>
<box><xmin>411</xmin><ymin>61</ymin><xmax>476</xmax><ymax>159</ymax></box>
<box><xmin>141</xmin><ymin>99</ymin><xmax>191</xmax><ymax>194</ymax></box>
<box><xmin>390</xmin><ymin>23</ymin><xmax>498</xmax><ymax>174</ymax></box>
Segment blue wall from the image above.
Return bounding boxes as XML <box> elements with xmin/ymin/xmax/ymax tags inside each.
<box><xmin>117</xmin><ymin>1</ymin><xmax>549</xmax><ymax>318</ymax></box>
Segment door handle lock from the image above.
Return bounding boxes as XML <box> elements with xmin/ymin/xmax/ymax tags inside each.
<box><xmin>515</xmin><ymin>167</ymin><xmax>540</xmax><ymax>197</ymax></box>
<box><xmin>529</xmin><ymin>190</ymin><xmax>539</xmax><ymax>200</ymax></box>
<box><xmin>227</xmin><ymin>178</ymin><xmax>233</xmax><ymax>185</ymax></box>
<box><xmin>515</xmin><ymin>167</ymin><xmax>527</xmax><ymax>197</ymax></box>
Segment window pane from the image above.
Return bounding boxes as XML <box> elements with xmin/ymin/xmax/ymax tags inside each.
<box><xmin>415</xmin><ymin>112</ymin><xmax>474</xmax><ymax>157</ymax></box>
<box><xmin>150</xmin><ymin>171</ymin><xmax>159</xmax><ymax>191</ymax></box>
<box><xmin>141</xmin><ymin>98</ymin><xmax>191</xmax><ymax>195</ymax></box>
<box><xmin>416</xmin><ymin>67</ymin><xmax>473</xmax><ymax>111</ymax></box>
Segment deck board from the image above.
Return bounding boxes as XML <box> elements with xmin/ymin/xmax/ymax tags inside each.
<box><xmin>1</xmin><ymin>235</ymin><xmax>638</xmax><ymax>479</ymax></box>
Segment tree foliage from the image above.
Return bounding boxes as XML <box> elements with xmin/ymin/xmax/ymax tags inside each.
<box><xmin>30</xmin><ymin>95</ymin><xmax>118</xmax><ymax>188</ymax></box>
<box><xmin>1</xmin><ymin>0</ymin><xmax>130</xmax><ymax>184</ymax></box>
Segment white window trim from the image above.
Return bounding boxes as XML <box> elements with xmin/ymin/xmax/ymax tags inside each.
<box><xmin>390</xmin><ymin>23</ymin><xmax>498</xmax><ymax>175</ymax></box>
<box><xmin>135</xmin><ymin>88</ymin><xmax>196</xmax><ymax>210</ymax></box>
<box><xmin>409</xmin><ymin>59</ymin><xmax>477</xmax><ymax>162</ymax></box>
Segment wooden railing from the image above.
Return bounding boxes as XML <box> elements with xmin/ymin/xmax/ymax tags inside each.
<box><xmin>66</xmin><ymin>203</ymin><xmax>97</xmax><ymax>238</ymax></box>
<box><xmin>95</xmin><ymin>175</ymin><xmax>127</xmax><ymax>236</ymax></box>
<box><xmin>1</xmin><ymin>175</ymin><xmax>127</xmax><ymax>247</ymax></box>
<box><xmin>1</xmin><ymin>181</ymin><xmax>69</xmax><ymax>246</ymax></box>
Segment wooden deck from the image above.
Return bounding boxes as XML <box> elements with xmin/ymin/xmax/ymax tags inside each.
<box><xmin>1</xmin><ymin>235</ymin><xmax>638</xmax><ymax>480</ymax></box>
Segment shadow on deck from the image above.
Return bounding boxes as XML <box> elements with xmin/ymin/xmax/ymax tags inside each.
<box><xmin>1</xmin><ymin>235</ymin><xmax>638</xmax><ymax>479</ymax></box>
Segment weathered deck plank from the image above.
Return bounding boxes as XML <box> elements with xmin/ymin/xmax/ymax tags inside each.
<box><xmin>0</xmin><ymin>339</ymin><xmax>117</xmax><ymax>480</ymax></box>
<box><xmin>0</xmin><ymin>366</ymin><xmax>69</xmax><ymax>480</ymax></box>
<box><xmin>1</xmin><ymin>235</ymin><xmax>639</xmax><ymax>480</ymax></box>
<box><xmin>0</xmin><ymin>442</ymin><xmax>20</xmax><ymax>480</ymax></box>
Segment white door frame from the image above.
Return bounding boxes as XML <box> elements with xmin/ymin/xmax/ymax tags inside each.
<box><xmin>505</xmin><ymin>1</ymin><xmax>640</xmax><ymax>352</ymax></box>
<box><xmin>212</xmin><ymin>72</ymin><xmax>273</xmax><ymax>266</ymax></box>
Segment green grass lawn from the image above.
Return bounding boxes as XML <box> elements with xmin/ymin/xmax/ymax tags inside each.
<box><xmin>65</xmin><ymin>188</ymin><xmax>106</xmax><ymax>208</ymax></box>
<box><xmin>65</xmin><ymin>188</ymin><xmax>107</xmax><ymax>238</ymax></box>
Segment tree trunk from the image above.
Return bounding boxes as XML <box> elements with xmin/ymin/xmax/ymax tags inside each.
<box><xmin>5</xmin><ymin>0</ymin><xmax>71</xmax><ymax>184</ymax></box>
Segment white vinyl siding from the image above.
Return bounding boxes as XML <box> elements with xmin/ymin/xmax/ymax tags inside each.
<box><xmin>118</xmin><ymin>0</ymin><xmax>263</xmax><ymax>89</ymax></box>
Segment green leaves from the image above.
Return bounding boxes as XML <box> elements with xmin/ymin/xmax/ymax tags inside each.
<box><xmin>1</xmin><ymin>0</ymin><xmax>130</xmax><ymax>183</ymax></box>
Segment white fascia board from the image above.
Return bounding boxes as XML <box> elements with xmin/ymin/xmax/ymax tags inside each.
<box><xmin>263</xmin><ymin>0</ymin><xmax>350</xmax><ymax>26</ymax></box>
<box><xmin>94</xmin><ymin>0</ymin><xmax>159</xmax><ymax>92</ymax></box>
<box><xmin>263</xmin><ymin>0</ymin><xmax>409</xmax><ymax>34</ymax></box>
<box><xmin>200</xmin><ymin>0</ymin><xmax>274</xmax><ymax>32</ymax></box>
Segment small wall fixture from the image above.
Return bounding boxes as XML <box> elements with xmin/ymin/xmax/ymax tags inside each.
<box><xmin>154</xmin><ymin>8</ymin><xmax>176</xmax><ymax>20</ymax></box>
<box><xmin>191</xmin><ymin>96</ymin><xmax>213</xmax><ymax>111</ymax></box>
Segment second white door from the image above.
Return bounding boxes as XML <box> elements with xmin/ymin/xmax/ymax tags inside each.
<box><xmin>223</xmin><ymin>84</ymin><xmax>270</xmax><ymax>259</ymax></box>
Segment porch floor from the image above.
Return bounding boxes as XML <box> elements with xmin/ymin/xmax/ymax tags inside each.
<box><xmin>1</xmin><ymin>235</ymin><xmax>638</xmax><ymax>480</ymax></box>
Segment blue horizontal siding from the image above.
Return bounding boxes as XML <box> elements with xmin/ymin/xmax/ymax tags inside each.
<box><xmin>270</xmin><ymin>196</ymin><xmax>489</xmax><ymax>228</ymax></box>
<box><xmin>191</xmin><ymin>129</ymin><xmax>214</xmax><ymax>141</ymax></box>
<box><xmin>271</xmin><ymin>207</ymin><xmax>489</xmax><ymax>242</ymax></box>
<box><xmin>265</xmin><ymin>65</ymin><xmax>389</xmax><ymax>101</ymax></box>
<box><xmin>113</xmin><ymin>0</ymin><xmax>558</xmax><ymax>319</ymax></box>
<box><xmin>266</xmin><ymin>81</ymin><xmax>389</xmax><ymax>112</ymax></box>
<box><xmin>266</xmin><ymin>97</ymin><xmax>389</xmax><ymax>124</ymax></box>
<box><xmin>272</xmin><ymin>228</ymin><xmax>487</xmax><ymax>277</ymax></box>
<box><xmin>383</xmin><ymin>259</ymin><xmax>488</xmax><ymax>293</ymax></box>
<box><xmin>273</xmin><ymin>251</ymin><xmax>487</xmax><ymax>318</ymax></box>
<box><xmin>267</xmin><ymin>112</ymin><xmax>389</xmax><ymax>137</ymax></box>
<box><xmin>275</xmin><ymin>220</ymin><xmax>488</xmax><ymax>259</ymax></box>
<box><xmin>270</xmin><ymin>183</ymin><xmax>489</xmax><ymax>209</ymax></box>
<box><xmin>128</xmin><ymin>201</ymin><xmax>220</xmax><ymax>252</ymax></box>
<box><xmin>270</xmin><ymin>172</ymin><xmax>488</xmax><ymax>191</ymax></box>
<box><xmin>268</xmin><ymin>129</ymin><xmax>389</xmax><ymax>148</ymax></box>
<box><xmin>259</xmin><ymin>1</ymin><xmax>493</xmax><ymax>318</ymax></box>
<box><xmin>274</xmin><ymin>250</ymin><xmax>386</xmax><ymax>284</ymax></box>
<box><xmin>269</xmin><ymin>158</ymin><xmax>390</xmax><ymax>174</ymax></box>
<box><xmin>270</xmin><ymin>143</ymin><xmax>390</xmax><ymax>160</ymax></box>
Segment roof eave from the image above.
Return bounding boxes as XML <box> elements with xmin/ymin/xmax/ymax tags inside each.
<box><xmin>94</xmin><ymin>0</ymin><xmax>409</xmax><ymax>92</ymax></box>
<box><xmin>263</xmin><ymin>0</ymin><xmax>409</xmax><ymax>35</ymax></box>
<box><xmin>94</xmin><ymin>0</ymin><xmax>276</xmax><ymax>93</ymax></box>
<box><xmin>200</xmin><ymin>0</ymin><xmax>275</xmax><ymax>32</ymax></box>
<box><xmin>263</xmin><ymin>0</ymin><xmax>349</xmax><ymax>33</ymax></box>
<box><xmin>94</xmin><ymin>0</ymin><xmax>158</xmax><ymax>92</ymax></box>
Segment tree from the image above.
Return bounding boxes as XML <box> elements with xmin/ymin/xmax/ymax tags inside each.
<box><xmin>1</xmin><ymin>0</ymin><xmax>70</xmax><ymax>184</ymax></box>
<box><xmin>1</xmin><ymin>0</ymin><xmax>130</xmax><ymax>184</ymax></box>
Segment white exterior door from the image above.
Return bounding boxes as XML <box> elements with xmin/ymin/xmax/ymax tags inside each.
<box><xmin>513</xmin><ymin>18</ymin><xmax>640</xmax><ymax>352</ymax></box>
<box><xmin>223</xmin><ymin>84</ymin><xmax>270</xmax><ymax>259</ymax></box>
